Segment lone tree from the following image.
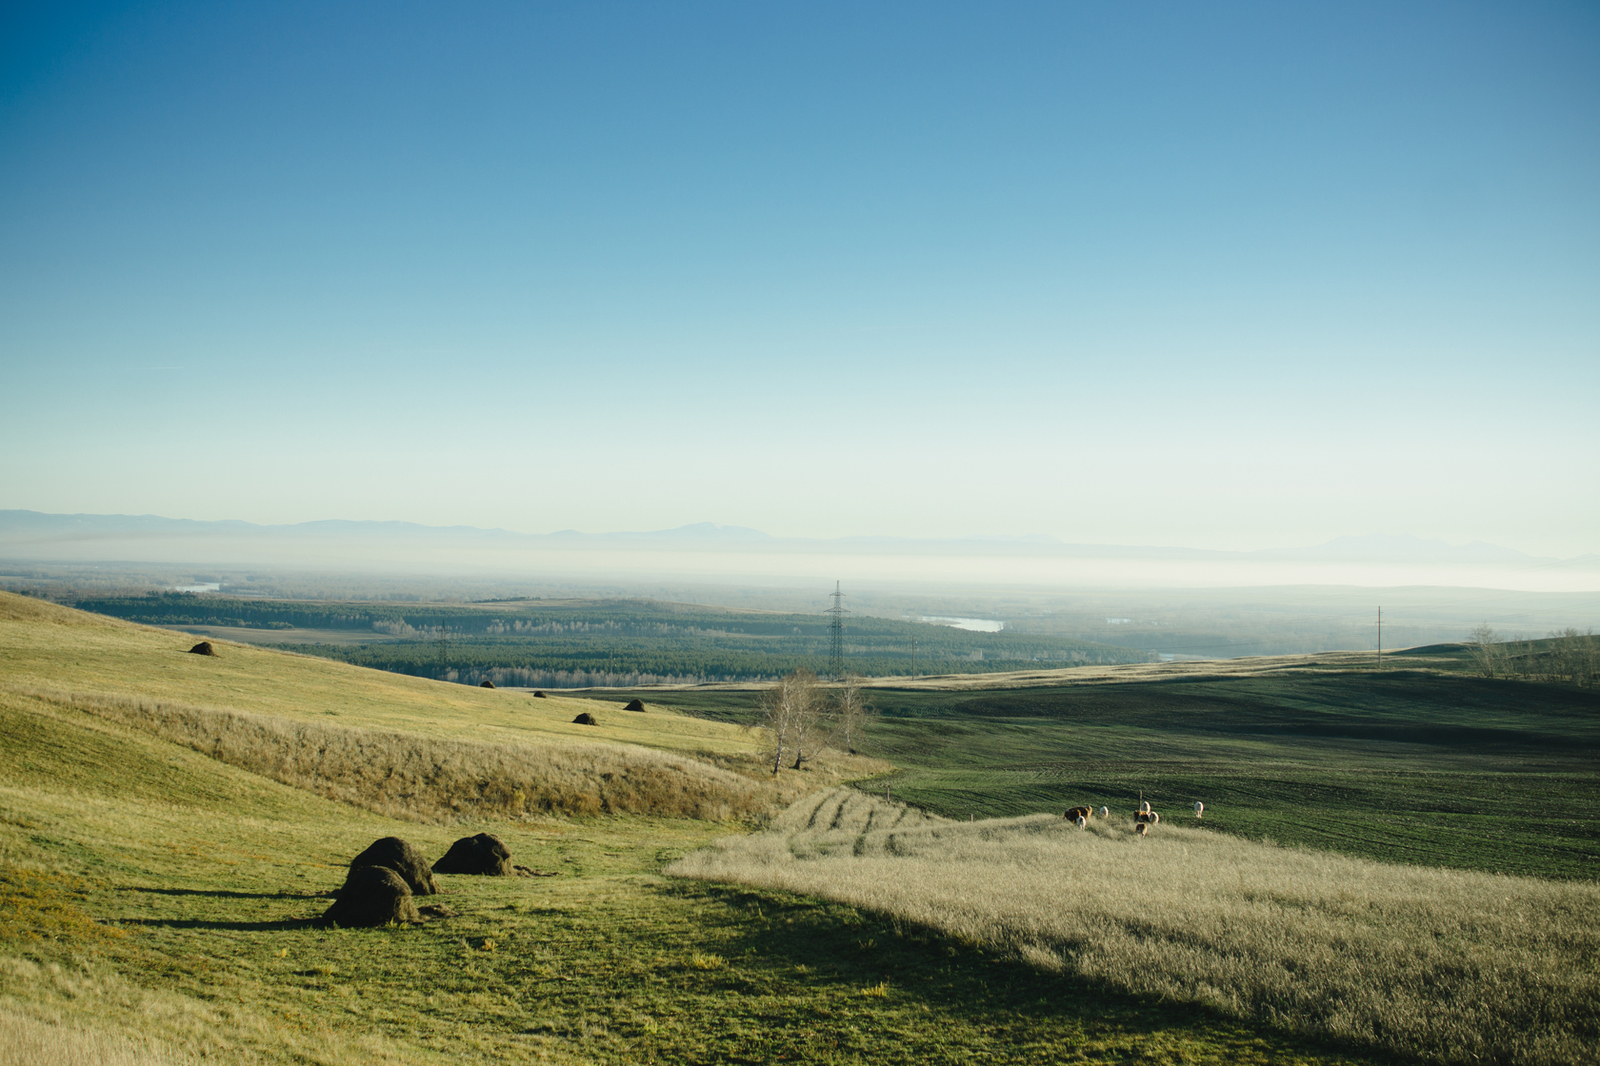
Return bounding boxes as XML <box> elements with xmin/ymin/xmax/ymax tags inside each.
<box><xmin>1468</xmin><ymin>623</ymin><xmax>1504</xmax><ymax>679</ymax></box>
<box><xmin>761</xmin><ymin>669</ymin><xmax>826</xmax><ymax>774</ymax></box>
<box><xmin>831</xmin><ymin>673</ymin><xmax>875</xmax><ymax>755</ymax></box>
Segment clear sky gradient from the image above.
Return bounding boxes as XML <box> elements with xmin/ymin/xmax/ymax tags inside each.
<box><xmin>2</xmin><ymin>2</ymin><xmax>1596</xmax><ymax>557</ymax></box>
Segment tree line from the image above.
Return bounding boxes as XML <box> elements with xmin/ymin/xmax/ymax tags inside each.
<box><xmin>78</xmin><ymin>593</ymin><xmax>1151</xmax><ymax>685</ymax></box>
<box><xmin>279</xmin><ymin>640</ymin><xmax>1129</xmax><ymax>685</ymax></box>
<box><xmin>1467</xmin><ymin>625</ymin><xmax>1598</xmax><ymax>687</ymax></box>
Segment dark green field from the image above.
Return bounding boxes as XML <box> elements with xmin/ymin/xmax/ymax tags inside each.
<box><xmin>587</xmin><ymin>667</ymin><xmax>1600</xmax><ymax>882</ymax></box>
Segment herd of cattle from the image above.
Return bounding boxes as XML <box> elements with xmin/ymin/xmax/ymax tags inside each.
<box><xmin>1063</xmin><ymin>800</ymin><xmax>1203</xmax><ymax>835</ymax></box>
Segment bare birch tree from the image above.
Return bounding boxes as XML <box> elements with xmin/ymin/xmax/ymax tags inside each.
<box><xmin>761</xmin><ymin>669</ymin><xmax>823</xmax><ymax>774</ymax></box>
<box><xmin>832</xmin><ymin>673</ymin><xmax>875</xmax><ymax>754</ymax></box>
<box><xmin>1468</xmin><ymin>623</ymin><xmax>1504</xmax><ymax>679</ymax></box>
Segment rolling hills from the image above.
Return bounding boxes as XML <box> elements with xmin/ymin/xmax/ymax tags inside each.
<box><xmin>3</xmin><ymin>591</ymin><xmax>1594</xmax><ymax>1064</ymax></box>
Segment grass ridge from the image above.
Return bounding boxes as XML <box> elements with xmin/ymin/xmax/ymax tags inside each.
<box><xmin>4</xmin><ymin>681</ymin><xmax>770</xmax><ymax>824</ymax></box>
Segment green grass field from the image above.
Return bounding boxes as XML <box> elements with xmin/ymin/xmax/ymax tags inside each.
<box><xmin>0</xmin><ymin>593</ymin><xmax>1390</xmax><ymax>1065</ymax></box>
<box><xmin>583</xmin><ymin>663</ymin><xmax>1600</xmax><ymax>882</ymax></box>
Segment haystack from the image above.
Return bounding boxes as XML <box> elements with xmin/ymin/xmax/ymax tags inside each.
<box><xmin>346</xmin><ymin>836</ymin><xmax>438</xmax><ymax>896</ymax></box>
<box><xmin>573</xmin><ymin>712</ymin><xmax>597</xmax><ymax>725</ymax></box>
<box><xmin>187</xmin><ymin>641</ymin><xmax>216</xmax><ymax>656</ymax></box>
<box><xmin>322</xmin><ymin>865</ymin><xmax>418</xmax><ymax>927</ymax></box>
<box><xmin>433</xmin><ymin>832</ymin><xmax>512</xmax><ymax>876</ymax></box>
<box><xmin>479</xmin><ymin>679</ymin><xmax>495</xmax><ymax>689</ymax></box>
<box><xmin>624</xmin><ymin>698</ymin><xmax>646</xmax><ymax>712</ymax></box>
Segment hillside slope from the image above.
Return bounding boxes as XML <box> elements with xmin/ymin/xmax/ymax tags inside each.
<box><xmin>1</xmin><ymin>592</ymin><xmax>1396</xmax><ymax>1066</ymax></box>
<box><xmin>2</xmin><ymin>593</ymin><xmax>752</xmax><ymax>756</ymax></box>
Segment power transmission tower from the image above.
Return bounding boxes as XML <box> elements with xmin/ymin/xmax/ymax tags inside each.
<box><xmin>826</xmin><ymin>581</ymin><xmax>848</xmax><ymax>679</ymax></box>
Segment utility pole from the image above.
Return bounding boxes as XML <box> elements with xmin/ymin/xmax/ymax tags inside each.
<box><xmin>826</xmin><ymin>581</ymin><xmax>848</xmax><ymax>680</ymax></box>
<box><xmin>436</xmin><ymin>624</ymin><xmax>448</xmax><ymax>677</ymax></box>
<box><xmin>911</xmin><ymin>636</ymin><xmax>918</xmax><ymax>677</ymax></box>
<box><xmin>1377</xmin><ymin>606</ymin><xmax>1382</xmax><ymax>669</ymax></box>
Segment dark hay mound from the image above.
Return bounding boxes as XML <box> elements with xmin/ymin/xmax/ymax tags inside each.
<box><xmin>573</xmin><ymin>712</ymin><xmax>597</xmax><ymax>725</ymax></box>
<box><xmin>433</xmin><ymin>832</ymin><xmax>512</xmax><ymax>876</ymax></box>
<box><xmin>323</xmin><ymin>865</ymin><xmax>419</xmax><ymax>927</ymax></box>
<box><xmin>624</xmin><ymin>698</ymin><xmax>646</xmax><ymax>712</ymax></box>
<box><xmin>347</xmin><ymin>836</ymin><xmax>438</xmax><ymax>896</ymax></box>
<box><xmin>479</xmin><ymin>679</ymin><xmax>495</xmax><ymax>688</ymax></box>
<box><xmin>531</xmin><ymin>690</ymin><xmax>547</xmax><ymax>698</ymax></box>
<box><xmin>187</xmin><ymin>641</ymin><xmax>216</xmax><ymax>656</ymax></box>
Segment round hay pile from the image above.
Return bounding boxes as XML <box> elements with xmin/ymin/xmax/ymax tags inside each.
<box><xmin>346</xmin><ymin>837</ymin><xmax>438</xmax><ymax>896</ymax></box>
<box><xmin>433</xmin><ymin>832</ymin><xmax>512</xmax><ymax>876</ymax></box>
<box><xmin>479</xmin><ymin>679</ymin><xmax>495</xmax><ymax>689</ymax></box>
<box><xmin>187</xmin><ymin>641</ymin><xmax>216</xmax><ymax>656</ymax></box>
<box><xmin>572</xmin><ymin>712</ymin><xmax>597</xmax><ymax>726</ymax></box>
<box><xmin>322</xmin><ymin>865</ymin><xmax>419</xmax><ymax>927</ymax></box>
<box><xmin>624</xmin><ymin>698</ymin><xmax>646</xmax><ymax>712</ymax></box>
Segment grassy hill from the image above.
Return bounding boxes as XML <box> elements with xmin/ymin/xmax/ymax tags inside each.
<box><xmin>5</xmin><ymin>594</ymin><xmax>761</xmax><ymax>757</ymax></box>
<box><xmin>6</xmin><ymin>592</ymin><xmax>1593</xmax><ymax>1056</ymax></box>
<box><xmin>2</xmin><ymin>592</ymin><xmax>1404</xmax><ymax>1065</ymax></box>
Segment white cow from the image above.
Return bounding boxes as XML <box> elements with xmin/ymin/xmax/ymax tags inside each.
<box><xmin>1193</xmin><ymin>801</ymin><xmax>1204</xmax><ymax>819</ymax></box>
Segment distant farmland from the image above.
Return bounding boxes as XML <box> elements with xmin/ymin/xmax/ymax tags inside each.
<box><xmin>75</xmin><ymin>593</ymin><xmax>1152</xmax><ymax>686</ymax></box>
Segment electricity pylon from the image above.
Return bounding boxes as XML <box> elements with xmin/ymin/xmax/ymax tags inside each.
<box><xmin>826</xmin><ymin>581</ymin><xmax>848</xmax><ymax>679</ymax></box>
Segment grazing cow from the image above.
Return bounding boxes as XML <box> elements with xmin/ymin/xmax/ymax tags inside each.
<box><xmin>1064</xmin><ymin>806</ymin><xmax>1093</xmax><ymax>822</ymax></box>
<box><xmin>1135</xmin><ymin>810</ymin><xmax>1160</xmax><ymax>825</ymax></box>
<box><xmin>1074</xmin><ymin>815</ymin><xmax>1087</xmax><ymax>828</ymax></box>
<box><xmin>1138</xmin><ymin>801</ymin><xmax>1151</xmax><ymax>814</ymax></box>
<box><xmin>1099</xmin><ymin>806</ymin><xmax>1110</xmax><ymax>819</ymax></box>
<box><xmin>1135</xmin><ymin>822</ymin><xmax>1148</xmax><ymax>836</ymax></box>
<box><xmin>1193</xmin><ymin>801</ymin><xmax>1204</xmax><ymax>819</ymax></box>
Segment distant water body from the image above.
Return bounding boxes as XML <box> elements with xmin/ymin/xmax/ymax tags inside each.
<box><xmin>921</xmin><ymin>616</ymin><xmax>1005</xmax><ymax>633</ymax></box>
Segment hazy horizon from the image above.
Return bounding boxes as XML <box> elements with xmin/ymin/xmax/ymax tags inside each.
<box><xmin>3</xmin><ymin>4</ymin><xmax>1596</xmax><ymax>558</ymax></box>
<box><xmin>4</xmin><ymin>508</ymin><xmax>1597</xmax><ymax>595</ymax></box>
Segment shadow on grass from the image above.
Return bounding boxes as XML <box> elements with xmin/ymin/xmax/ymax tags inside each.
<box><xmin>117</xmin><ymin>886</ymin><xmax>331</xmax><ymax>900</ymax></box>
<box><xmin>656</xmin><ymin>881</ymin><xmax>1399</xmax><ymax>1066</ymax></box>
<box><xmin>110</xmin><ymin>916</ymin><xmax>321</xmax><ymax>931</ymax></box>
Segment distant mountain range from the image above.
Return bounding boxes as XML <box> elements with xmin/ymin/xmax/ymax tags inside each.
<box><xmin>1</xmin><ymin>509</ymin><xmax>1592</xmax><ymax>568</ymax></box>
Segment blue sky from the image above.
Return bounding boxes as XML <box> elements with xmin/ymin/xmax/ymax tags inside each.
<box><xmin>2</xmin><ymin>1</ymin><xmax>1596</xmax><ymax>556</ymax></box>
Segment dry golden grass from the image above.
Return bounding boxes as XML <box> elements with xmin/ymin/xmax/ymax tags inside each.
<box><xmin>670</xmin><ymin>788</ymin><xmax>1600</xmax><ymax>1066</ymax></box>
<box><xmin>0</xmin><ymin>1007</ymin><xmax>196</xmax><ymax>1066</ymax></box>
<box><xmin>623</xmin><ymin>648</ymin><xmax>1443</xmax><ymax>698</ymax></box>
<box><xmin>0</xmin><ymin>955</ymin><xmax>429</xmax><ymax>1066</ymax></box>
<box><xmin>848</xmin><ymin>648</ymin><xmax>1442</xmax><ymax>690</ymax></box>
